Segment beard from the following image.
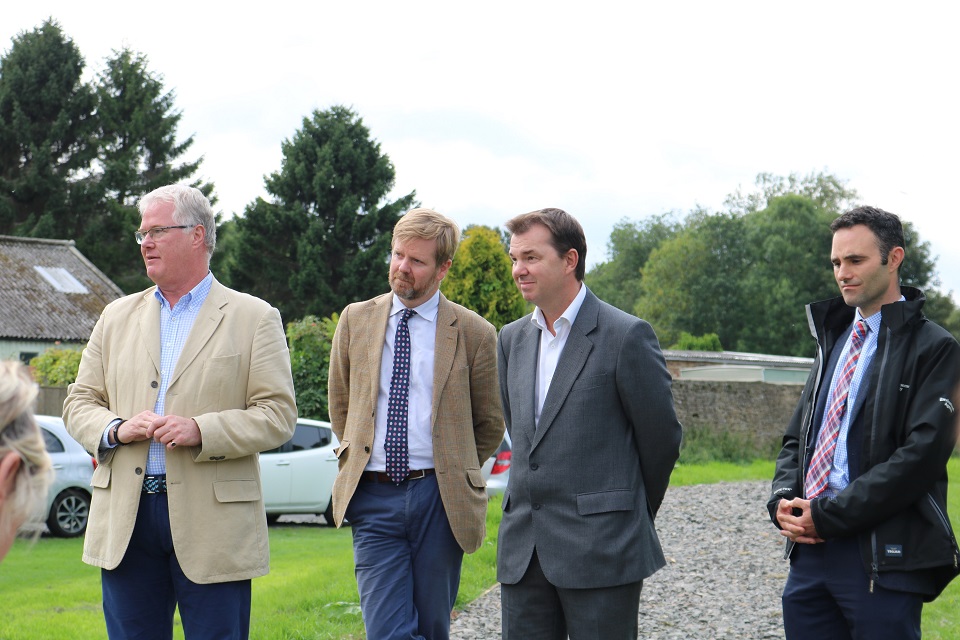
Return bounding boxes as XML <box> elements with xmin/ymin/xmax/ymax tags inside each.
<box><xmin>390</xmin><ymin>272</ymin><xmax>426</xmax><ymax>301</ymax></box>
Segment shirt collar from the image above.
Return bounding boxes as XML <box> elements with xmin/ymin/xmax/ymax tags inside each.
<box><xmin>531</xmin><ymin>283</ymin><xmax>587</xmax><ymax>333</ymax></box>
<box><xmin>859</xmin><ymin>294</ymin><xmax>905</xmax><ymax>335</ymax></box>
<box><xmin>154</xmin><ymin>271</ymin><xmax>214</xmax><ymax>310</ymax></box>
<box><xmin>391</xmin><ymin>289</ymin><xmax>440</xmax><ymax>323</ymax></box>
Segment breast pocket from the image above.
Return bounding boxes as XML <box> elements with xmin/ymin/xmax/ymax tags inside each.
<box><xmin>195</xmin><ymin>354</ymin><xmax>241</xmax><ymax>410</ymax></box>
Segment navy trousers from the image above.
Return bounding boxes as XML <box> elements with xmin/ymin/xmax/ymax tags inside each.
<box><xmin>101</xmin><ymin>492</ymin><xmax>251</xmax><ymax>640</ymax></box>
<box><xmin>782</xmin><ymin>537</ymin><xmax>922</xmax><ymax>640</ymax></box>
<box><xmin>346</xmin><ymin>473</ymin><xmax>464</xmax><ymax>640</ymax></box>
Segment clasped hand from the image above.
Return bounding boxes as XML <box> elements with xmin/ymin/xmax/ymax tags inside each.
<box><xmin>776</xmin><ymin>498</ymin><xmax>824</xmax><ymax>544</ymax></box>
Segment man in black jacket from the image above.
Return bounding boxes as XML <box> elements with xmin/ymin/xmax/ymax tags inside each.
<box><xmin>769</xmin><ymin>206</ymin><xmax>960</xmax><ymax>639</ymax></box>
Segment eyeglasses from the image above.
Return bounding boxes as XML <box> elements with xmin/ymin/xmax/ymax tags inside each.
<box><xmin>135</xmin><ymin>225</ymin><xmax>195</xmax><ymax>244</ymax></box>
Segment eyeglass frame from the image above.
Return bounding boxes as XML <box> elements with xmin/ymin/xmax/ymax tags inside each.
<box><xmin>134</xmin><ymin>225</ymin><xmax>197</xmax><ymax>245</ymax></box>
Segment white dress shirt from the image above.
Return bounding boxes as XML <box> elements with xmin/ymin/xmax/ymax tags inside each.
<box><xmin>532</xmin><ymin>283</ymin><xmax>587</xmax><ymax>426</ymax></box>
<box><xmin>368</xmin><ymin>291</ymin><xmax>440</xmax><ymax>472</ymax></box>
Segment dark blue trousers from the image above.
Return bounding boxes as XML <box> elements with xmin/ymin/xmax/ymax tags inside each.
<box><xmin>101</xmin><ymin>492</ymin><xmax>251</xmax><ymax>640</ymax></box>
<box><xmin>782</xmin><ymin>537</ymin><xmax>922</xmax><ymax>640</ymax></box>
<box><xmin>346</xmin><ymin>474</ymin><xmax>464</xmax><ymax>640</ymax></box>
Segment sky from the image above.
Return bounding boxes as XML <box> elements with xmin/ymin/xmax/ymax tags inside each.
<box><xmin>5</xmin><ymin>2</ymin><xmax>959</xmax><ymax>301</ymax></box>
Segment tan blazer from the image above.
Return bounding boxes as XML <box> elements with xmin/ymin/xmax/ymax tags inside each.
<box><xmin>63</xmin><ymin>279</ymin><xmax>297</xmax><ymax>584</ymax></box>
<box><xmin>328</xmin><ymin>292</ymin><xmax>504</xmax><ymax>553</ymax></box>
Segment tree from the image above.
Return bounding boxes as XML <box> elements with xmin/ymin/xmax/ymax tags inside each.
<box><xmin>87</xmin><ymin>47</ymin><xmax>212</xmax><ymax>293</ymax></box>
<box><xmin>0</xmin><ymin>23</ymin><xmax>211</xmax><ymax>293</ymax></box>
<box><xmin>30</xmin><ymin>347</ymin><xmax>82</xmax><ymax>386</ymax></box>
<box><xmin>725</xmin><ymin>170</ymin><xmax>859</xmax><ymax>216</ymax></box>
<box><xmin>287</xmin><ymin>314</ymin><xmax>338</xmax><ymax>420</ymax></box>
<box><xmin>636</xmin><ymin>210</ymin><xmax>750</xmax><ymax>350</ymax></box>
<box><xmin>441</xmin><ymin>225</ymin><xmax>527</xmax><ymax>329</ymax></box>
<box><xmin>0</xmin><ymin>19</ymin><xmax>98</xmax><ymax>240</ymax></box>
<box><xmin>225</xmin><ymin>106</ymin><xmax>415</xmax><ymax>321</ymax></box>
<box><xmin>585</xmin><ymin>213</ymin><xmax>680</xmax><ymax>313</ymax></box>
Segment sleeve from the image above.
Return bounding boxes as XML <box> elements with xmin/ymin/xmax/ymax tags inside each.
<box><xmin>469</xmin><ymin>321</ymin><xmax>505</xmax><ymax>465</ymax></box>
<box><xmin>618</xmin><ymin>319</ymin><xmax>682</xmax><ymax>517</ymax></box>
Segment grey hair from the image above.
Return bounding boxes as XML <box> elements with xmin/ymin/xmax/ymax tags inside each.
<box><xmin>138</xmin><ymin>184</ymin><xmax>217</xmax><ymax>258</ymax></box>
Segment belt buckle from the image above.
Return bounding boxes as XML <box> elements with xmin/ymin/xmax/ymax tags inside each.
<box><xmin>407</xmin><ymin>469</ymin><xmax>426</xmax><ymax>480</ymax></box>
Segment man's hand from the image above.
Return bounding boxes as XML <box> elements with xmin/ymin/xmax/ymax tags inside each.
<box><xmin>145</xmin><ymin>415</ymin><xmax>203</xmax><ymax>450</ymax></box>
<box><xmin>776</xmin><ymin>498</ymin><xmax>824</xmax><ymax>544</ymax></box>
<box><xmin>116</xmin><ymin>410</ymin><xmax>162</xmax><ymax>444</ymax></box>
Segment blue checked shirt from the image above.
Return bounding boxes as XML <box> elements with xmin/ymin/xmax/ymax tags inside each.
<box><xmin>146</xmin><ymin>272</ymin><xmax>214</xmax><ymax>474</ymax></box>
<box><xmin>825</xmin><ymin>298</ymin><xmax>903</xmax><ymax>495</ymax></box>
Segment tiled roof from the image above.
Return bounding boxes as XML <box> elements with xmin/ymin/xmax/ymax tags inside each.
<box><xmin>0</xmin><ymin>235</ymin><xmax>124</xmax><ymax>341</ymax></box>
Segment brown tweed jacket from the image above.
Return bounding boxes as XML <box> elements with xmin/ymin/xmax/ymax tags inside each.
<box><xmin>328</xmin><ymin>292</ymin><xmax>504</xmax><ymax>553</ymax></box>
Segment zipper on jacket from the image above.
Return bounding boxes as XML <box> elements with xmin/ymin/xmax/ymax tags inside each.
<box><xmin>870</xmin><ymin>532</ymin><xmax>879</xmax><ymax>593</ymax></box>
<box><xmin>926</xmin><ymin>493</ymin><xmax>960</xmax><ymax>569</ymax></box>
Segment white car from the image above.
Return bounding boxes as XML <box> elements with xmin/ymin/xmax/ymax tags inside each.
<box><xmin>36</xmin><ymin>415</ymin><xmax>96</xmax><ymax>537</ymax></box>
<box><xmin>260</xmin><ymin>418</ymin><xmax>339</xmax><ymax>525</ymax></box>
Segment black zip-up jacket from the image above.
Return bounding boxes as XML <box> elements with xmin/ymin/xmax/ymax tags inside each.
<box><xmin>768</xmin><ymin>287</ymin><xmax>960</xmax><ymax>600</ymax></box>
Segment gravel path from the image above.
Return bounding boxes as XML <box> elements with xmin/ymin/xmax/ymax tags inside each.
<box><xmin>450</xmin><ymin>480</ymin><xmax>787</xmax><ymax>639</ymax></box>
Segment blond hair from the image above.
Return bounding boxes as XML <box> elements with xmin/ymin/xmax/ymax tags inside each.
<box><xmin>0</xmin><ymin>362</ymin><xmax>53</xmax><ymax>541</ymax></box>
<box><xmin>393</xmin><ymin>208</ymin><xmax>461</xmax><ymax>265</ymax></box>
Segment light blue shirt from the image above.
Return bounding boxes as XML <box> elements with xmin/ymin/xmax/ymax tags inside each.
<box><xmin>146</xmin><ymin>272</ymin><xmax>214</xmax><ymax>474</ymax></box>
<box><xmin>826</xmin><ymin>297</ymin><xmax>903</xmax><ymax>495</ymax></box>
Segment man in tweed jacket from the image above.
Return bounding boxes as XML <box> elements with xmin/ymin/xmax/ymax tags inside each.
<box><xmin>328</xmin><ymin>208</ymin><xmax>504</xmax><ymax>640</ymax></box>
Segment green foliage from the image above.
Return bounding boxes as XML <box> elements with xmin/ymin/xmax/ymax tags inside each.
<box><xmin>586</xmin><ymin>213</ymin><xmax>680</xmax><ymax>313</ymax></box>
<box><xmin>287</xmin><ymin>314</ymin><xmax>339</xmax><ymax>421</ymax></box>
<box><xmin>441</xmin><ymin>225</ymin><xmax>528</xmax><ymax>329</ymax></box>
<box><xmin>225</xmin><ymin>106</ymin><xmax>415</xmax><ymax>321</ymax></box>
<box><xmin>0</xmin><ymin>21</ymin><xmax>212</xmax><ymax>295</ymax></box>
<box><xmin>669</xmin><ymin>332</ymin><xmax>723</xmax><ymax>351</ymax></box>
<box><xmin>725</xmin><ymin>170</ymin><xmax>859</xmax><ymax>216</ymax></box>
<box><xmin>29</xmin><ymin>348</ymin><xmax>82</xmax><ymax>386</ymax></box>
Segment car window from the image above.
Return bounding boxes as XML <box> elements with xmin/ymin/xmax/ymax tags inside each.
<box><xmin>290</xmin><ymin>424</ymin><xmax>332</xmax><ymax>451</ymax></box>
<box><xmin>41</xmin><ymin>427</ymin><xmax>66</xmax><ymax>453</ymax></box>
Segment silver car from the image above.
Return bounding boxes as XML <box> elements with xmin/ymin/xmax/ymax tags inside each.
<box><xmin>36</xmin><ymin>415</ymin><xmax>95</xmax><ymax>537</ymax></box>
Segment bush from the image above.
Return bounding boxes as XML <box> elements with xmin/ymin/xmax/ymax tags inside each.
<box><xmin>287</xmin><ymin>314</ymin><xmax>338</xmax><ymax>420</ymax></box>
<box><xmin>30</xmin><ymin>348</ymin><xmax>82</xmax><ymax>386</ymax></box>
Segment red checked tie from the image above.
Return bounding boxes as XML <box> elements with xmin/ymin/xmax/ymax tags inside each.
<box><xmin>805</xmin><ymin>319</ymin><xmax>868</xmax><ymax>498</ymax></box>
<box><xmin>385</xmin><ymin>309</ymin><xmax>415</xmax><ymax>484</ymax></box>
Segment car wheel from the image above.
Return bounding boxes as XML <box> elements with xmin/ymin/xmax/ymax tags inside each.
<box><xmin>266</xmin><ymin>514</ymin><xmax>281</xmax><ymax>525</ymax></box>
<box><xmin>323</xmin><ymin>501</ymin><xmax>336</xmax><ymax>527</ymax></box>
<box><xmin>47</xmin><ymin>489</ymin><xmax>90</xmax><ymax>538</ymax></box>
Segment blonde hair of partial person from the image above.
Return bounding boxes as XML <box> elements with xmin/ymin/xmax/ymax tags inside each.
<box><xmin>0</xmin><ymin>361</ymin><xmax>53</xmax><ymax>556</ymax></box>
<box><xmin>393</xmin><ymin>208</ymin><xmax>461</xmax><ymax>265</ymax></box>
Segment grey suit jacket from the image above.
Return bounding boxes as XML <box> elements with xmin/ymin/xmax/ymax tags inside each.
<box><xmin>496</xmin><ymin>288</ymin><xmax>682</xmax><ymax>588</ymax></box>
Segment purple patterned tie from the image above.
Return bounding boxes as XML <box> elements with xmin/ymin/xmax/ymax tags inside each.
<box><xmin>805</xmin><ymin>319</ymin><xmax>868</xmax><ymax>498</ymax></box>
<box><xmin>385</xmin><ymin>308</ymin><xmax>415</xmax><ymax>484</ymax></box>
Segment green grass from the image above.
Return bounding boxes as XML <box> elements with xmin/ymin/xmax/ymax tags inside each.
<box><xmin>2</xmin><ymin>464</ymin><xmax>958</xmax><ymax>638</ymax></box>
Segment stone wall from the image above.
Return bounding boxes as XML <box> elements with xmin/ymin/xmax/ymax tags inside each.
<box><xmin>672</xmin><ymin>380</ymin><xmax>803</xmax><ymax>456</ymax></box>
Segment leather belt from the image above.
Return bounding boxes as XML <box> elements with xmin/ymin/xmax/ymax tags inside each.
<box><xmin>142</xmin><ymin>475</ymin><xmax>167</xmax><ymax>493</ymax></box>
<box><xmin>359</xmin><ymin>469</ymin><xmax>435</xmax><ymax>483</ymax></box>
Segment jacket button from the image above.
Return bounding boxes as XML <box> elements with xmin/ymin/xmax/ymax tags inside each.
<box><xmin>531</xmin><ymin>463</ymin><xmax>539</xmax><ymax>470</ymax></box>
<box><xmin>135</xmin><ymin>467</ymin><xmax>143</xmax><ymax>475</ymax></box>
<box><xmin>151</xmin><ymin>381</ymin><xmax>158</xmax><ymax>388</ymax></box>
<box><xmin>533</xmin><ymin>503</ymin><xmax>541</xmax><ymax>510</ymax></box>
<box><xmin>364</xmin><ymin>446</ymin><xmax>371</xmax><ymax>453</ymax></box>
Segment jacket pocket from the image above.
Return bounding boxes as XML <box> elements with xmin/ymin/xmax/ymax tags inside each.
<box><xmin>213</xmin><ymin>479</ymin><xmax>261</xmax><ymax>503</ymax></box>
<box><xmin>577</xmin><ymin>489</ymin><xmax>635</xmax><ymax>515</ymax></box>
<box><xmin>91</xmin><ymin>464</ymin><xmax>111</xmax><ymax>489</ymax></box>
<box><xmin>467</xmin><ymin>467</ymin><xmax>485</xmax><ymax>489</ymax></box>
<box><xmin>335</xmin><ymin>440</ymin><xmax>350</xmax><ymax>458</ymax></box>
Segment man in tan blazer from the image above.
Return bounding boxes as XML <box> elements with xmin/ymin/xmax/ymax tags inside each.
<box><xmin>329</xmin><ymin>208</ymin><xmax>503</xmax><ymax>640</ymax></box>
<box><xmin>63</xmin><ymin>184</ymin><xmax>297</xmax><ymax>639</ymax></box>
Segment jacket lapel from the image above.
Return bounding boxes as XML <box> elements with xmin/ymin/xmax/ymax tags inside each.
<box><xmin>366</xmin><ymin>294</ymin><xmax>392</xmax><ymax>410</ymax></box>
<box><xmin>512</xmin><ymin>320</ymin><xmax>540</xmax><ymax>449</ymax></box>
<box><xmin>532</xmin><ymin>290</ymin><xmax>599</xmax><ymax>449</ymax></box>
<box><xmin>432</xmin><ymin>294</ymin><xmax>458</xmax><ymax>426</ymax></box>
<box><xmin>138</xmin><ymin>289</ymin><xmax>162</xmax><ymax>377</ymax></box>
<box><xmin>169</xmin><ymin>280</ymin><xmax>226</xmax><ymax>390</ymax></box>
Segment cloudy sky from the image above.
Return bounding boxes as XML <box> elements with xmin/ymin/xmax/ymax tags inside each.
<box><xmin>5</xmin><ymin>2</ymin><xmax>959</xmax><ymax>300</ymax></box>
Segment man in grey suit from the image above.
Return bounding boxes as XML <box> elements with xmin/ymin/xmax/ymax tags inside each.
<box><xmin>497</xmin><ymin>208</ymin><xmax>682</xmax><ymax>640</ymax></box>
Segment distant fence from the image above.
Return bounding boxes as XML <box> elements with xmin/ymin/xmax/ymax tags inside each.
<box><xmin>672</xmin><ymin>379</ymin><xmax>803</xmax><ymax>458</ymax></box>
<box><xmin>36</xmin><ymin>386</ymin><xmax>69</xmax><ymax>417</ymax></box>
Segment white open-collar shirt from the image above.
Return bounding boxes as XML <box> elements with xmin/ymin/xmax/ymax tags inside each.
<box><xmin>532</xmin><ymin>283</ymin><xmax>587</xmax><ymax>427</ymax></box>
